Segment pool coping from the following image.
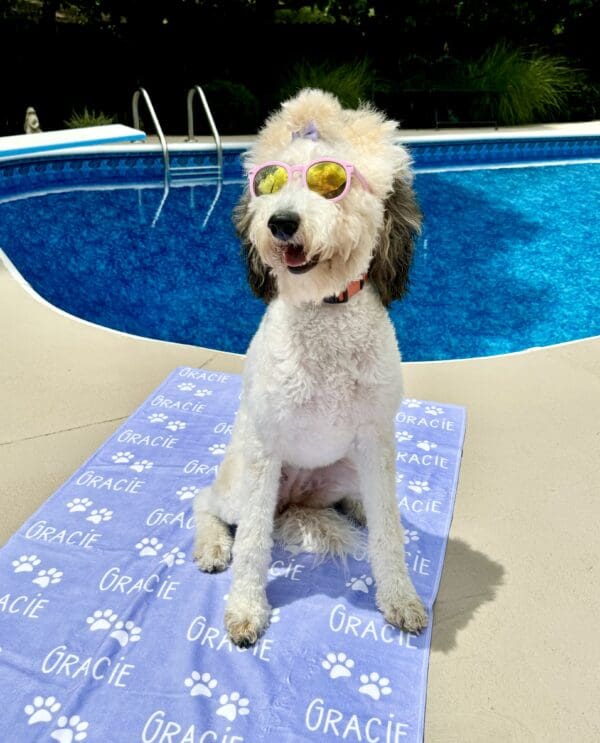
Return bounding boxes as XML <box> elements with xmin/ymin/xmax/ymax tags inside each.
<box><xmin>1</xmin><ymin>125</ymin><xmax>600</xmax><ymax>741</ymax></box>
<box><xmin>1</xmin><ymin>119</ymin><xmax>598</xmax><ymax>164</ymax></box>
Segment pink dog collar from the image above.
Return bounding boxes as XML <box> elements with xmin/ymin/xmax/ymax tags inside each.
<box><xmin>323</xmin><ymin>274</ymin><xmax>367</xmax><ymax>304</ymax></box>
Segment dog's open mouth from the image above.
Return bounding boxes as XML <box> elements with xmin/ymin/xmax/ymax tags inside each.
<box><xmin>282</xmin><ymin>244</ymin><xmax>319</xmax><ymax>274</ymax></box>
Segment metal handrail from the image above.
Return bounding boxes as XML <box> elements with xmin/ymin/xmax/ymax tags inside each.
<box><xmin>186</xmin><ymin>85</ymin><xmax>223</xmax><ymax>180</ymax></box>
<box><xmin>132</xmin><ymin>87</ymin><xmax>170</xmax><ymax>186</ymax></box>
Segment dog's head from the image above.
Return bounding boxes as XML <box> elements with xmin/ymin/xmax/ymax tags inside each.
<box><xmin>234</xmin><ymin>88</ymin><xmax>421</xmax><ymax>306</ymax></box>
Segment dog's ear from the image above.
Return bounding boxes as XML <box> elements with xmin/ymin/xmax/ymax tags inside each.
<box><xmin>369</xmin><ymin>177</ymin><xmax>421</xmax><ymax>307</ymax></box>
<box><xmin>233</xmin><ymin>191</ymin><xmax>277</xmax><ymax>303</ymax></box>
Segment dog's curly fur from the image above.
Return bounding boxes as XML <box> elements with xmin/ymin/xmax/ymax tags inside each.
<box><xmin>194</xmin><ymin>89</ymin><xmax>427</xmax><ymax>647</ymax></box>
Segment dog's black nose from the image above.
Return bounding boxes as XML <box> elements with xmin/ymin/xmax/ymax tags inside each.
<box><xmin>268</xmin><ymin>211</ymin><xmax>301</xmax><ymax>240</ymax></box>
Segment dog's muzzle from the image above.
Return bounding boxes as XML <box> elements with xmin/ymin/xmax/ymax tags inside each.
<box><xmin>268</xmin><ymin>211</ymin><xmax>319</xmax><ymax>274</ymax></box>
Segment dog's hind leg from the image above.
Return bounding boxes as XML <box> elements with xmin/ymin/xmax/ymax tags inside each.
<box><xmin>336</xmin><ymin>497</ymin><xmax>367</xmax><ymax>527</ymax></box>
<box><xmin>193</xmin><ymin>444</ymin><xmax>242</xmax><ymax>573</ymax></box>
<box><xmin>193</xmin><ymin>511</ymin><xmax>233</xmax><ymax>573</ymax></box>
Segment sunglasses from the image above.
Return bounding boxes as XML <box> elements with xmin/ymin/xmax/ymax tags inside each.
<box><xmin>248</xmin><ymin>159</ymin><xmax>371</xmax><ymax>203</ymax></box>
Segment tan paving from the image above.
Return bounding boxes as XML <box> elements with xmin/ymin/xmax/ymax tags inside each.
<box><xmin>1</xmin><ymin>124</ymin><xmax>599</xmax><ymax>739</ymax></box>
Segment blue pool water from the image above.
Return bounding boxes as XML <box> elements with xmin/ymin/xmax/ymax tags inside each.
<box><xmin>0</xmin><ymin>157</ymin><xmax>598</xmax><ymax>360</ymax></box>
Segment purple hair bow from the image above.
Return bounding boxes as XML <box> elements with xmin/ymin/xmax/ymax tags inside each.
<box><xmin>292</xmin><ymin>120</ymin><xmax>320</xmax><ymax>141</ymax></box>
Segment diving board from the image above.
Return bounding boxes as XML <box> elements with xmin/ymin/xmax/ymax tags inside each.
<box><xmin>0</xmin><ymin>124</ymin><xmax>146</xmax><ymax>158</ymax></box>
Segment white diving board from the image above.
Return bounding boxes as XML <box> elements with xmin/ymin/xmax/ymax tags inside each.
<box><xmin>0</xmin><ymin>124</ymin><xmax>146</xmax><ymax>158</ymax></box>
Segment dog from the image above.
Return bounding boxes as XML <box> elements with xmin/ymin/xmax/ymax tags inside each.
<box><xmin>194</xmin><ymin>88</ymin><xmax>427</xmax><ymax>647</ymax></box>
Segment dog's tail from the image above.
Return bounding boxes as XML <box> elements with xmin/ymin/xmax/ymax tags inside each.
<box><xmin>274</xmin><ymin>505</ymin><xmax>366</xmax><ymax>561</ymax></box>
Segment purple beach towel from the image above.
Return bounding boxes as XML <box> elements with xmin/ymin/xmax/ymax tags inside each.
<box><xmin>0</xmin><ymin>367</ymin><xmax>466</xmax><ymax>742</ymax></box>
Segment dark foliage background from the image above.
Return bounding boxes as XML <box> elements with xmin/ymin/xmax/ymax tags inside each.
<box><xmin>0</xmin><ymin>0</ymin><xmax>597</xmax><ymax>135</ymax></box>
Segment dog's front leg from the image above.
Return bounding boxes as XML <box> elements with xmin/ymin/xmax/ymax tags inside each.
<box><xmin>354</xmin><ymin>427</ymin><xmax>428</xmax><ymax>633</ymax></box>
<box><xmin>225</xmin><ymin>440</ymin><xmax>281</xmax><ymax>647</ymax></box>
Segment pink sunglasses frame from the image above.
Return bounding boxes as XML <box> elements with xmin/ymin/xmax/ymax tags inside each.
<box><xmin>248</xmin><ymin>158</ymin><xmax>372</xmax><ymax>203</ymax></box>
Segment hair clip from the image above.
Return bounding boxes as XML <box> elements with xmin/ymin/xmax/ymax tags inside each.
<box><xmin>292</xmin><ymin>120</ymin><xmax>320</xmax><ymax>141</ymax></box>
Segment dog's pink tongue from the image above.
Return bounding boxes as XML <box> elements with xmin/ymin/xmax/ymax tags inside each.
<box><xmin>283</xmin><ymin>245</ymin><xmax>307</xmax><ymax>267</ymax></box>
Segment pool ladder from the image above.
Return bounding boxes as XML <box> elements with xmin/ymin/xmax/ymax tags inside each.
<box><xmin>131</xmin><ymin>86</ymin><xmax>223</xmax><ymax>226</ymax></box>
<box><xmin>132</xmin><ymin>86</ymin><xmax>223</xmax><ymax>185</ymax></box>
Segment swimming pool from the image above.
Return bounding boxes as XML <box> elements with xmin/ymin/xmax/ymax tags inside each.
<box><xmin>0</xmin><ymin>140</ymin><xmax>598</xmax><ymax>361</ymax></box>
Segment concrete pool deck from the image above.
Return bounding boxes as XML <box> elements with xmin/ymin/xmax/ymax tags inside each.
<box><xmin>1</xmin><ymin>124</ymin><xmax>599</xmax><ymax>740</ymax></box>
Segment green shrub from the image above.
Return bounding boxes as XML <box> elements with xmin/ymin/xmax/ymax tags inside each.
<box><xmin>279</xmin><ymin>59</ymin><xmax>383</xmax><ymax>109</ymax></box>
<box><xmin>201</xmin><ymin>80</ymin><xmax>260</xmax><ymax>134</ymax></box>
<box><xmin>462</xmin><ymin>44</ymin><xmax>583</xmax><ymax>124</ymax></box>
<box><xmin>65</xmin><ymin>107</ymin><xmax>117</xmax><ymax>128</ymax></box>
<box><xmin>275</xmin><ymin>6</ymin><xmax>335</xmax><ymax>24</ymax></box>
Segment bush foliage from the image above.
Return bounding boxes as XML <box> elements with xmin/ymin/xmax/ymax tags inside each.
<box><xmin>65</xmin><ymin>107</ymin><xmax>117</xmax><ymax>128</ymax></box>
<box><xmin>462</xmin><ymin>44</ymin><xmax>584</xmax><ymax>124</ymax></box>
<box><xmin>278</xmin><ymin>59</ymin><xmax>383</xmax><ymax>109</ymax></box>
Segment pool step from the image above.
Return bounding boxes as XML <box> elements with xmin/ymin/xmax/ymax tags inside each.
<box><xmin>169</xmin><ymin>163</ymin><xmax>221</xmax><ymax>182</ymax></box>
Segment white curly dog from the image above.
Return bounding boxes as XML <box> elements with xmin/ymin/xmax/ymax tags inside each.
<box><xmin>194</xmin><ymin>88</ymin><xmax>428</xmax><ymax>647</ymax></box>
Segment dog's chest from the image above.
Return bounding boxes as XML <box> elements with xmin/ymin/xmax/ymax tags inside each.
<box><xmin>246</xmin><ymin>297</ymin><xmax>402</xmax><ymax>467</ymax></box>
<box><xmin>259</xmin><ymin>360</ymin><xmax>371</xmax><ymax>466</ymax></box>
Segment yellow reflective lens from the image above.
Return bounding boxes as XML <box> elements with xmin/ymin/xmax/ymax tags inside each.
<box><xmin>253</xmin><ymin>165</ymin><xmax>288</xmax><ymax>195</ymax></box>
<box><xmin>306</xmin><ymin>161</ymin><xmax>347</xmax><ymax>199</ymax></box>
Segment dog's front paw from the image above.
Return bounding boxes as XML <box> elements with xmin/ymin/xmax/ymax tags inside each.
<box><xmin>225</xmin><ymin>595</ymin><xmax>271</xmax><ymax>648</ymax></box>
<box><xmin>379</xmin><ymin>589</ymin><xmax>428</xmax><ymax>634</ymax></box>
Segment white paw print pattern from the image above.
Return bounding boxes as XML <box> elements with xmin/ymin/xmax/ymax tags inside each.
<box><xmin>12</xmin><ymin>554</ymin><xmax>41</xmax><ymax>573</ymax></box>
<box><xmin>408</xmin><ymin>479</ymin><xmax>431</xmax><ymax>494</ymax></box>
<box><xmin>32</xmin><ymin>568</ymin><xmax>63</xmax><ymax>588</ymax></box>
<box><xmin>346</xmin><ymin>575</ymin><xmax>374</xmax><ymax>594</ymax></box>
<box><xmin>358</xmin><ymin>672</ymin><xmax>392</xmax><ymax>701</ymax></box>
<box><xmin>216</xmin><ymin>692</ymin><xmax>250</xmax><ymax>722</ymax></box>
<box><xmin>110</xmin><ymin>620</ymin><xmax>142</xmax><ymax>648</ymax></box>
<box><xmin>160</xmin><ymin>547</ymin><xmax>186</xmax><ymax>567</ymax></box>
<box><xmin>86</xmin><ymin>609</ymin><xmax>118</xmax><ymax>631</ymax></box>
<box><xmin>208</xmin><ymin>443</ymin><xmax>226</xmax><ymax>456</ymax></box>
<box><xmin>425</xmin><ymin>405</ymin><xmax>444</xmax><ymax>416</ymax></box>
<box><xmin>270</xmin><ymin>607</ymin><xmax>281</xmax><ymax>624</ymax></box>
<box><xmin>404</xmin><ymin>529</ymin><xmax>420</xmax><ymax>545</ymax></box>
<box><xmin>24</xmin><ymin>695</ymin><xmax>61</xmax><ymax>725</ymax></box>
<box><xmin>112</xmin><ymin>451</ymin><xmax>134</xmax><ymax>464</ymax></box>
<box><xmin>50</xmin><ymin>714</ymin><xmax>89</xmax><ymax>742</ymax></box>
<box><xmin>395</xmin><ymin>472</ymin><xmax>405</xmax><ymax>484</ymax></box>
<box><xmin>136</xmin><ymin>537</ymin><xmax>163</xmax><ymax>556</ymax></box>
<box><xmin>86</xmin><ymin>610</ymin><xmax>141</xmax><ymax>646</ymax></box>
<box><xmin>402</xmin><ymin>398</ymin><xmax>421</xmax><ymax>408</ymax></box>
<box><xmin>194</xmin><ymin>388</ymin><xmax>212</xmax><ymax>397</ymax></box>
<box><xmin>66</xmin><ymin>497</ymin><xmax>93</xmax><ymax>513</ymax></box>
<box><xmin>395</xmin><ymin>431</ymin><xmax>414</xmax><ymax>442</ymax></box>
<box><xmin>86</xmin><ymin>507</ymin><xmax>113</xmax><ymax>524</ymax></box>
<box><xmin>166</xmin><ymin>419</ymin><xmax>186</xmax><ymax>431</ymax></box>
<box><xmin>177</xmin><ymin>383</ymin><xmax>195</xmax><ymax>392</ymax></box>
<box><xmin>177</xmin><ymin>485</ymin><xmax>200</xmax><ymax>501</ymax></box>
<box><xmin>130</xmin><ymin>459</ymin><xmax>153</xmax><ymax>473</ymax></box>
<box><xmin>416</xmin><ymin>439</ymin><xmax>438</xmax><ymax>451</ymax></box>
<box><xmin>148</xmin><ymin>413</ymin><xmax>168</xmax><ymax>424</ymax></box>
<box><xmin>184</xmin><ymin>671</ymin><xmax>218</xmax><ymax>697</ymax></box>
<box><xmin>321</xmin><ymin>652</ymin><xmax>355</xmax><ymax>679</ymax></box>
